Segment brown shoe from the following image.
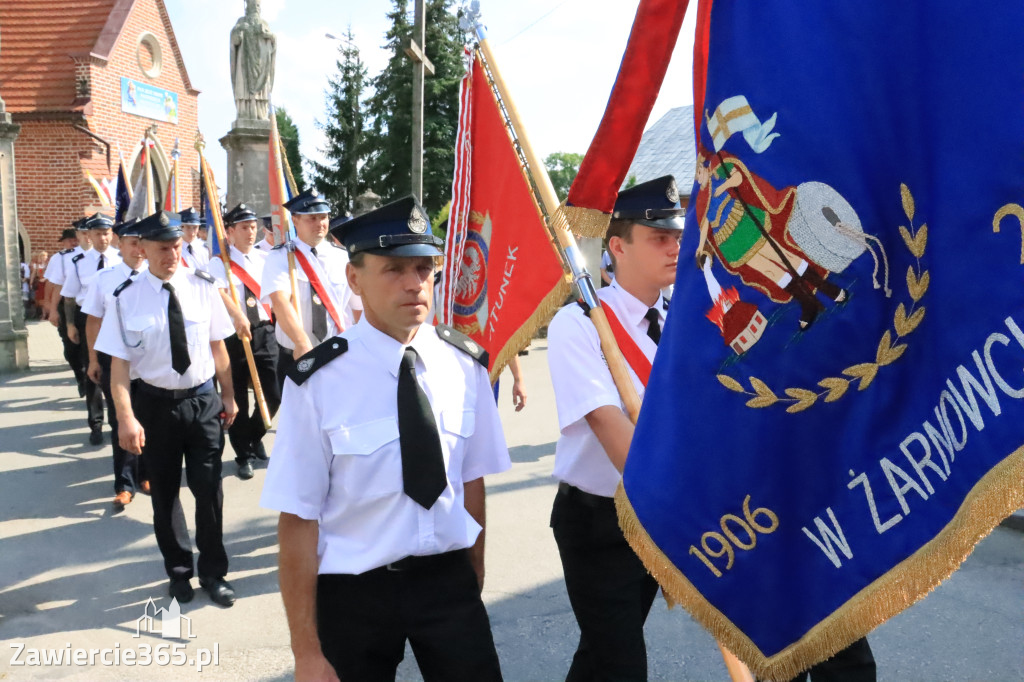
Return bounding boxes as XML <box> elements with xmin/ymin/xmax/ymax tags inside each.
<box><xmin>113</xmin><ymin>491</ymin><xmax>133</xmax><ymax>508</ymax></box>
<box><xmin>140</xmin><ymin>480</ymin><xmax>151</xmax><ymax>495</ymax></box>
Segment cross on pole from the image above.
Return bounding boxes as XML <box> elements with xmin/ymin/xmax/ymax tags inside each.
<box><xmin>404</xmin><ymin>0</ymin><xmax>435</xmax><ymax>203</ymax></box>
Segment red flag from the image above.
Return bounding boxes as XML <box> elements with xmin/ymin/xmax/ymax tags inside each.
<box><xmin>563</xmin><ymin>0</ymin><xmax>690</xmax><ymax>237</ymax></box>
<box><xmin>163</xmin><ymin>153</ymin><xmax>179</xmax><ymax>212</ymax></box>
<box><xmin>443</xmin><ymin>51</ymin><xmax>570</xmax><ymax>382</ymax></box>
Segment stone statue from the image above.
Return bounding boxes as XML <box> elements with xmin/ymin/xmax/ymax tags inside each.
<box><xmin>230</xmin><ymin>0</ymin><xmax>276</xmax><ymax>124</ymax></box>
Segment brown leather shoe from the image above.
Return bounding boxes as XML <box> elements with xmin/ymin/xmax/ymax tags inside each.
<box><xmin>113</xmin><ymin>491</ymin><xmax>132</xmax><ymax>508</ymax></box>
<box><xmin>140</xmin><ymin>480</ymin><xmax>151</xmax><ymax>495</ymax></box>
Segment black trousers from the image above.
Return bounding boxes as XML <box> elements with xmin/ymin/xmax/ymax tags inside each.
<box><xmin>276</xmin><ymin>345</ymin><xmax>295</xmax><ymax>395</ymax></box>
<box><xmin>134</xmin><ymin>385</ymin><xmax>228</xmax><ymax>581</ymax></box>
<box><xmin>225</xmin><ymin>325</ymin><xmax>280</xmax><ymax>464</ymax></box>
<box><xmin>72</xmin><ymin>309</ymin><xmax>104</xmax><ymax>431</ymax></box>
<box><xmin>551</xmin><ymin>485</ymin><xmax>659</xmax><ymax>682</ymax></box>
<box><xmin>57</xmin><ymin>302</ymin><xmax>86</xmax><ymax>394</ymax></box>
<box><xmin>97</xmin><ymin>352</ymin><xmax>140</xmax><ymax>494</ymax></box>
<box><xmin>316</xmin><ymin>549</ymin><xmax>502</xmax><ymax>682</ymax></box>
<box><xmin>763</xmin><ymin>638</ymin><xmax>876</xmax><ymax>682</ymax></box>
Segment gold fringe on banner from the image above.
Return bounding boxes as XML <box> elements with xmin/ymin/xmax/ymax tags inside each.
<box><xmin>559</xmin><ymin>201</ymin><xmax>612</xmax><ymax>239</ymax></box>
<box><xmin>488</xmin><ymin>277</ymin><xmax>570</xmax><ymax>384</ymax></box>
<box><xmin>615</xmin><ymin>445</ymin><xmax>1024</xmax><ymax>681</ymax></box>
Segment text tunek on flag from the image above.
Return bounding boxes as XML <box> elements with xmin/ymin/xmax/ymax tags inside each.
<box><xmin>619</xmin><ymin>1</ymin><xmax>1024</xmax><ymax>679</ymax></box>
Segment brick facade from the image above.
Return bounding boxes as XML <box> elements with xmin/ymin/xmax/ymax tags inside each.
<box><xmin>1</xmin><ymin>0</ymin><xmax>200</xmax><ymax>258</ymax></box>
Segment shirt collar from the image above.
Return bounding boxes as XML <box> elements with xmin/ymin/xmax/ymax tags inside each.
<box><xmin>607</xmin><ymin>279</ymin><xmax>664</xmax><ymax>326</ymax></box>
<box><xmin>354</xmin><ymin>316</ymin><xmax>439</xmax><ymax>378</ymax></box>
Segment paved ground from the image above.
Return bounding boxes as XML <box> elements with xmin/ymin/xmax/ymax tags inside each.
<box><xmin>0</xmin><ymin>319</ymin><xmax>1021</xmax><ymax>681</ymax></box>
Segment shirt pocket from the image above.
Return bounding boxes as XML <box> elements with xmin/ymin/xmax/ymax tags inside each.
<box><xmin>182</xmin><ymin>309</ymin><xmax>209</xmax><ymax>347</ymax></box>
<box><xmin>328</xmin><ymin>418</ymin><xmax>403</xmax><ymax>499</ymax></box>
<box><xmin>439</xmin><ymin>408</ymin><xmax>475</xmax><ymax>477</ymax></box>
<box><xmin>125</xmin><ymin>314</ymin><xmax>157</xmax><ymax>349</ymax></box>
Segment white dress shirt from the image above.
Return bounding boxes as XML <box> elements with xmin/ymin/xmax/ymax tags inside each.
<box><xmin>546</xmin><ymin>280</ymin><xmax>668</xmax><ymax>498</ymax></box>
<box><xmin>261</xmin><ymin>318</ymin><xmax>512</xmax><ymax>575</ymax></box>
<box><xmin>81</xmin><ymin>261</ymin><xmax>144</xmax><ymax>319</ymax></box>
<box><xmin>260</xmin><ymin>239</ymin><xmax>361</xmax><ymax>349</ymax></box>
<box><xmin>61</xmin><ymin>247</ymin><xmax>122</xmax><ymax>306</ymax></box>
<box><xmin>208</xmin><ymin>245</ymin><xmax>272</xmax><ymax>323</ymax></box>
<box><xmin>95</xmin><ymin>267</ymin><xmax>234</xmax><ymax>389</ymax></box>
<box><xmin>182</xmin><ymin>239</ymin><xmax>211</xmax><ymax>269</ymax></box>
<box><xmin>254</xmin><ymin>238</ymin><xmax>273</xmax><ymax>252</ymax></box>
<box><xmin>43</xmin><ymin>246</ymin><xmax>82</xmax><ymax>287</ymax></box>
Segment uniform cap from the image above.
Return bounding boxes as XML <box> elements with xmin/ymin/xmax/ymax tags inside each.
<box><xmin>283</xmin><ymin>189</ymin><xmax>331</xmax><ymax>215</ymax></box>
<box><xmin>59</xmin><ymin>228</ymin><xmax>77</xmax><ymax>241</ymax></box>
<box><xmin>179</xmin><ymin>207</ymin><xmax>202</xmax><ymax>225</ymax></box>
<box><xmin>332</xmin><ymin>196</ymin><xmax>443</xmax><ymax>257</ymax></box>
<box><xmin>84</xmin><ymin>213</ymin><xmax>115</xmax><ymax>230</ymax></box>
<box><xmin>113</xmin><ymin>217</ymin><xmax>141</xmax><ymax>238</ymax></box>
<box><xmin>328</xmin><ymin>212</ymin><xmax>353</xmax><ymax>232</ymax></box>
<box><xmin>136</xmin><ymin>211</ymin><xmax>184</xmax><ymax>241</ymax></box>
<box><xmin>74</xmin><ymin>217</ymin><xmax>90</xmax><ymax>232</ymax></box>
<box><xmin>224</xmin><ymin>203</ymin><xmax>258</xmax><ymax>225</ymax></box>
<box><xmin>612</xmin><ymin>175</ymin><xmax>685</xmax><ymax>231</ymax></box>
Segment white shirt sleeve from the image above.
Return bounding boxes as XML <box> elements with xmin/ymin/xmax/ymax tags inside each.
<box><xmin>95</xmin><ymin>302</ymin><xmax>129</xmax><ymax>361</ymax></box>
<box><xmin>80</xmin><ymin>275</ymin><xmax>107</xmax><ymax>318</ymax></box>
<box><xmin>546</xmin><ymin>305</ymin><xmax>623</xmax><ymax>433</ymax></box>
<box><xmin>60</xmin><ymin>259</ymin><xmax>83</xmax><ymax>299</ymax></box>
<box><xmin>259</xmin><ymin>251</ymin><xmax>288</xmax><ymax>304</ymax></box>
<box><xmin>44</xmin><ymin>254</ymin><xmax>65</xmax><ymax>285</ymax></box>
<box><xmin>207</xmin><ymin>257</ymin><xmax>229</xmax><ymax>289</ymax></box>
<box><xmin>460</xmin><ymin>361</ymin><xmax>512</xmax><ymax>482</ymax></box>
<box><xmin>208</xmin><ymin>283</ymin><xmax>235</xmax><ymax>342</ymax></box>
<box><xmin>260</xmin><ymin>379</ymin><xmax>333</xmax><ymax>520</ymax></box>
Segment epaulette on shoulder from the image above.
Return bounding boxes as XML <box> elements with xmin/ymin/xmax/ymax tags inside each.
<box><xmin>60</xmin><ymin>248</ymin><xmax>74</xmax><ymax>255</ymax></box>
<box><xmin>436</xmin><ymin>324</ymin><xmax>488</xmax><ymax>368</ymax></box>
<box><xmin>113</xmin><ymin>278</ymin><xmax>134</xmax><ymax>297</ymax></box>
<box><xmin>287</xmin><ymin>337</ymin><xmax>348</xmax><ymax>386</ymax></box>
<box><xmin>271</xmin><ymin>243</ymin><xmax>286</xmax><ymax>250</ymax></box>
<box><xmin>190</xmin><ymin>268</ymin><xmax>216</xmax><ymax>285</ymax></box>
<box><xmin>71</xmin><ymin>253</ymin><xmax>85</xmax><ymax>263</ymax></box>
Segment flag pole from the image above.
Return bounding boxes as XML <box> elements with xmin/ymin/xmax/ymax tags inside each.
<box><xmin>269</xmin><ymin>106</ymin><xmax>302</xmax><ymax>318</ymax></box>
<box><xmin>196</xmin><ymin>137</ymin><xmax>272</xmax><ymax>429</ymax></box>
<box><xmin>143</xmin><ymin>127</ymin><xmax>156</xmax><ymax>216</ymax></box>
<box><xmin>468</xmin><ymin>16</ymin><xmax>641</xmax><ymax>422</ymax></box>
<box><xmin>467</xmin><ymin>7</ymin><xmax>752</xmax><ymax>682</ymax></box>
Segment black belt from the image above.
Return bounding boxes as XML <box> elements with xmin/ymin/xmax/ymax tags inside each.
<box><xmin>370</xmin><ymin>549</ymin><xmax>466</xmax><ymax>575</ymax></box>
<box><xmin>135</xmin><ymin>378</ymin><xmax>214</xmax><ymax>400</ymax></box>
<box><xmin>252</xmin><ymin>320</ymin><xmax>274</xmax><ymax>329</ymax></box>
<box><xmin>558</xmin><ymin>482</ymin><xmax>614</xmax><ymax>509</ymax></box>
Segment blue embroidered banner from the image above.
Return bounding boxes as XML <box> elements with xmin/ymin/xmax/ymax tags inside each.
<box><xmin>619</xmin><ymin>2</ymin><xmax>1024</xmax><ymax>678</ymax></box>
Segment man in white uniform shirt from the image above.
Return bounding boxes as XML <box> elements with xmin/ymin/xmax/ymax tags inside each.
<box><xmin>44</xmin><ymin>225</ymin><xmax>87</xmax><ymax>395</ymax></box>
<box><xmin>82</xmin><ymin>217</ymin><xmax>148</xmax><ymax>507</ymax></box>
<box><xmin>179</xmin><ymin>208</ymin><xmax>211</xmax><ymax>269</ymax></box>
<box><xmin>62</xmin><ymin>213</ymin><xmax>121</xmax><ymax>445</ymax></box>
<box><xmin>547</xmin><ymin>176</ymin><xmax>683</xmax><ymax>682</ymax></box>
<box><xmin>260</xmin><ymin>188</ymin><xmax>361</xmax><ymax>391</ymax></box>
<box><xmin>95</xmin><ymin>210</ymin><xmax>239</xmax><ymax>607</ymax></box>
<box><xmin>209</xmin><ymin>203</ymin><xmax>280</xmax><ymax>480</ymax></box>
<box><xmin>261</xmin><ymin>196</ymin><xmax>510</xmax><ymax>682</ymax></box>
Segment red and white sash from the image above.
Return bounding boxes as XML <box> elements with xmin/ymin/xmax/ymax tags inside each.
<box><xmin>600</xmin><ymin>302</ymin><xmax>653</xmax><ymax>388</ymax></box>
<box><xmin>292</xmin><ymin>248</ymin><xmax>344</xmax><ymax>332</ymax></box>
<box><xmin>229</xmin><ymin>259</ymin><xmax>273</xmax><ymax>319</ymax></box>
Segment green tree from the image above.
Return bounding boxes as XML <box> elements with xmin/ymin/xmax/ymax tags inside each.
<box><xmin>360</xmin><ymin>0</ymin><xmax>467</xmax><ymax>214</ymax></box>
<box><xmin>275</xmin><ymin>107</ymin><xmax>306</xmax><ymax>192</ymax></box>
<box><xmin>544</xmin><ymin>152</ymin><xmax>584</xmax><ymax>201</ymax></box>
<box><xmin>310</xmin><ymin>27</ymin><xmax>367</xmax><ymax>212</ymax></box>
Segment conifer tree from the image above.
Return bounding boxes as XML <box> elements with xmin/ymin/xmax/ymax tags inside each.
<box><xmin>275</xmin><ymin>107</ymin><xmax>307</xmax><ymax>192</ymax></box>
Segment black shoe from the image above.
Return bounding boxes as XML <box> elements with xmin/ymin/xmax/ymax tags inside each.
<box><xmin>168</xmin><ymin>579</ymin><xmax>194</xmax><ymax>604</ymax></box>
<box><xmin>253</xmin><ymin>442</ymin><xmax>269</xmax><ymax>461</ymax></box>
<box><xmin>199</xmin><ymin>577</ymin><xmax>235</xmax><ymax>607</ymax></box>
<box><xmin>237</xmin><ymin>461</ymin><xmax>254</xmax><ymax>480</ymax></box>
<box><xmin>89</xmin><ymin>428</ymin><xmax>103</xmax><ymax>446</ymax></box>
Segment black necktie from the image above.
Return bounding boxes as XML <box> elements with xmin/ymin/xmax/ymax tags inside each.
<box><xmin>243</xmin><ymin>283</ymin><xmax>261</xmax><ymax>327</ymax></box>
<box><xmin>130</xmin><ymin>269</ymin><xmax>138</xmax><ymax>277</ymax></box>
<box><xmin>309</xmin><ymin>247</ymin><xmax>328</xmax><ymax>342</ymax></box>
<box><xmin>164</xmin><ymin>282</ymin><xmax>191</xmax><ymax>374</ymax></box>
<box><xmin>97</xmin><ymin>254</ymin><xmax>105</xmax><ymax>270</ymax></box>
<box><xmin>397</xmin><ymin>348</ymin><xmax>446</xmax><ymax>509</ymax></box>
<box><xmin>187</xmin><ymin>244</ymin><xmax>194</xmax><ymax>255</ymax></box>
<box><xmin>645</xmin><ymin>308</ymin><xmax>661</xmax><ymax>345</ymax></box>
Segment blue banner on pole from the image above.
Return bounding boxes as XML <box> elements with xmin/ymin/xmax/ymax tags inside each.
<box><xmin>620</xmin><ymin>2</ymin><xmax>1024</xmax><ymax>679</ymax></box>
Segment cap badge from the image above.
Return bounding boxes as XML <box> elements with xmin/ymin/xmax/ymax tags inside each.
<box><xmin>666</xmin><ymin>179</ymin><xmax>680</xmax><ymax>204</ymax></box>
<box><xmin>159</xmin><ymin>214</ymin><xmax>170</xmax><ymax>227</ymax></box>
<box><xmin>408</xmin><ymin>208</ymin><xmax>428</xmax><ymax>234</ymax></box>
<box><xmin>297</xmin><ymin>358</ymin><xmax>315</xmax><ymax>373</ymax></box>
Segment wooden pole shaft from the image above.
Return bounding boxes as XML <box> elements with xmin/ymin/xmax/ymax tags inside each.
<box><xmin>199</xmin><ymin>155</ymin><xmax>272</xmax><ymax>429</ymax></box>
<box><xmin>476</xmin><ymin>38</ymin><xmax>642</xmax><ymax>422</ymax></box>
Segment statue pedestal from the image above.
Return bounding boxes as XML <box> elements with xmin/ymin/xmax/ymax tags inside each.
<box><xmin>0</xmin><ymin>110</ymin><xmax>28</xmax><ymax>372</ymax></box>
<box><xmin>219</xmin><ymin>120</ymin><xmax>272</xmax><ymax>217</ymax></box>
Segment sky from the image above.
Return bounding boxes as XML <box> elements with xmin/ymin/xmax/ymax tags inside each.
<box><xmin>164</xmin><ymin>0</ymin><xmax>697</xmax><ymax>190</ymax></box>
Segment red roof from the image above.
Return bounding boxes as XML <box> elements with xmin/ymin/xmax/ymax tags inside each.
<box><xmin>0</xmin><ymin>0</ymin><xmax>195</xmax><ymax>115</ymax></box>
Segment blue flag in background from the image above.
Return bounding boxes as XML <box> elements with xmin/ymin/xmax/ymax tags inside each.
<box><xmin>620</xmin><ymin>2</ymin><xmax>1024</xmax><ymax>679</ymax></box>
<box><xmin>200</xmin><ymin>165</ymin><xmax>221</xmax><ymax>258</ymax></box>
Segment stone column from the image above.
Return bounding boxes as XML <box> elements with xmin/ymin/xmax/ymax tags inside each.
<box><xmin>0</xmin><ymin>102</ymin><xmax>28</xmax><ymax>371</ymax></box>
<box><xmin>219</xmin><ymin>120</ymin><xmax>271</xmax><ymax>217</ymax></box>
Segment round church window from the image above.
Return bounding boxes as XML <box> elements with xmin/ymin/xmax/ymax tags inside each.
<box><xmin>137</xmin><ymin>32</ymin><xmax>162</xmax><ymax>79</ymax></box>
